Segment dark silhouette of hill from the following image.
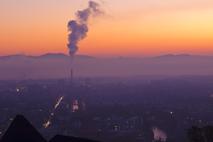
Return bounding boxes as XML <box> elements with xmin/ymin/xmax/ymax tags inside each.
<box><xmin>0</xmin><ymin>53</ymin><xmax>95</xmax><ymax>60</ymax></box>
<box><xmin>0</xmin><ymin>115</ymin><xmax>47</xmax><ymax>142</ymax></box>
<box><xmin>38</xmin><ymin>53</ymin><xmax>69</xmax><ymax>59</ymax></box>
<box><xmin>1</xmin><ymin>53</ymin><xmax>213</xmax><ymax>80</ymax></box>
<box><xmin>1</xmin><ymin>53</ymin><xmax>213</xmax><ymax>60</ymax></box>
<box><xmin>49</xmin><ymin>135</ymin><xmax>100</xmax><ymax>142</ymax></box>
<box><xmin>37</xmin><ymin>53</ymin><xmax>94</xmax><ymax>59</ymax></box>
<box><xmin>0</xmin><ymin>115</ymin><xmax>100</xmax><ymax>142</ymax></box>
<box><xmin>154</xmin><ymin>54</ymin><xmax>213</xmax><ymax>60</ymax></box>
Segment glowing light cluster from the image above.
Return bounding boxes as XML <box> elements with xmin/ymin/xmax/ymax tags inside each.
<box><xmin>43</xmin><ymin>96</ymin><xmax>64</xmax><ymax>128</ymax></box>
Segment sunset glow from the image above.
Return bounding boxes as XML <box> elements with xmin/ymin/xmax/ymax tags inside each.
<box><xmin>0</xmin><ymin>0</ymin><xmax>213</xmax><ymax>56</ymax></box>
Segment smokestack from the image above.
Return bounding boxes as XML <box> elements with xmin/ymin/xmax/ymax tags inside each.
<box><xmin>67</xmin><ymin>0</ymin><xmax>104</xmax><ymax>81</ymax></box>
<box><xmin>70</xmin><ymin>68</ymin><xmax>73</xmax><ymax>82</ymax></box>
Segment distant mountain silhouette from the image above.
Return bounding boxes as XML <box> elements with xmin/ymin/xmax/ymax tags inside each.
<box><xmin>154</xmin><ymin>54</ymin><xmax>213</xmax><ymax>60</ymax></box>
<box><xmin>0</xmin><ymin>115</ymin><xmax>100</xmax><ymax>142</ymax></box>
<box><xmin>50</xmin><ymin>135</ymin><xmax>100</xmax><ymax>142</ymax></box>
<box><xmin>0</xmin><ymin>115</ymin><xmax>47</xmax><ymax>142</ymax></box>
<box><xmin>1</xmin><ymin>53</ymin><xmax>212</xmax><ymax>61</ymax></box>
<box><xmin>0</xmin><ymin>54</ymin><xmax>30</xmax><ymax>60</ymax></box>
<box><xmin>0</xmin><ymin>53</ymin><xmax>95</xmax><ymax>60</ymax></box>
<box><xmin>38</xmin><ymin>53</ymin><xmax>69</xmax><ymax>59</ymax></box>
<box><xmin>155</xmin><ymin>54</ymin><xmax>191</xmax><ymax>58</ymax></box>
<box><xmin>1</xmin><ymin>53</ymin><xmax>213</xmax><ymax>80</ymax></box>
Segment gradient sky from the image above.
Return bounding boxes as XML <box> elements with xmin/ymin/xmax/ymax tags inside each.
<box><xmin>0</xmin><ymin>0</ymin><xmax>213</xmax><ymax>57</ymax></box>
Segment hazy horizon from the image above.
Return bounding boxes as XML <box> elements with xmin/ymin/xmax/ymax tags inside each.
<box><xmin>0</xmin><ymin>52</ymin><xmax>213</xmax><ymax>80</ymax></box>
<box><xmin>1</xmin><ymin>52</ymin><xmax>213</xmax><ymax>58</ymax></box>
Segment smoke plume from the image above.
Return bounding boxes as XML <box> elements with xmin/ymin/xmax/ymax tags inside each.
<box><xmin>152</xmin><ymin>127</ymin><xmax>167</xmax><ymax>142</ymax></box>
<box><xmin>67</xmin><ymin>1</ymin><xmax>104</xmax><ymax>56</ymax></box>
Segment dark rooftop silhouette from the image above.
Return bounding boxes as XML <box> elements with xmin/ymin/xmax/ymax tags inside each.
<box><xmin>0</xmin><ymin>115</ymin><xmax>46</xmax><ymax>142</ymax></box>
<box><xmin>50</xmin><ymin>135</ymin><xmax>100</xmax><ymax>142</ymax></box>
<box><xmin>0</xmin><ymin>115</ymin><xmax>100</xmax><ymax>142</ymax></box>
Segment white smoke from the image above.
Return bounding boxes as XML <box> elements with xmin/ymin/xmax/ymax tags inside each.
<box><xmin>67</xmin><ymin>0</ymin><xmax>104</xmax><ymax>56</ymax></box>
<box><xmin>152</xmin><ymin>127</ymin><xmax>167</xmax><ymax>142</ymax></box>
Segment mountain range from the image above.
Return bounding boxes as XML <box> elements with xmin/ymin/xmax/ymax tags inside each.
<box><xmin>0</xmin><ymin>53</ymin><xmax>94</xmax><ymax>60</ymax></box>
<box><xmin>1</xmin><ymin>53</ymin><xmax>213</xmax><ymax>59</ymax></box>
<box><xmin>0</xmin><ymin>53</ymin><xmax>213</xmax><ymax>80</ymax></box>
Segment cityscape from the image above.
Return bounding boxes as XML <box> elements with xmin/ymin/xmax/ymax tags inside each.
<box><xmin>0</xmin><ymin>77</ymin><xmax>213</xmax><ymax>142</ymax></box>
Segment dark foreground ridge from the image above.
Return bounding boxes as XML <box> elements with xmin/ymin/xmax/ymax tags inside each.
<box><xmin>50</xmin><ymin>135</ymin><xmax>100</xmax><ymax>142</ymax></box>
<box><xmin>0</xmin><ymin>115</ymin><xmax>100</xmax><ymax>142</ymax></box>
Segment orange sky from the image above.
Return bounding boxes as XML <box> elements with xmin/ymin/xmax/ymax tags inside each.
<box><xmin>0</xmin><ymin>0</ymin><xmax>213</xmax><ymax>57</ymax></box>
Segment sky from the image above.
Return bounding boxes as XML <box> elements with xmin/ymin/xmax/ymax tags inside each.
<box><xmin>0</xmin><ymin>0</ymin><xmax>213</xmax><ymax>57</ymax></box>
